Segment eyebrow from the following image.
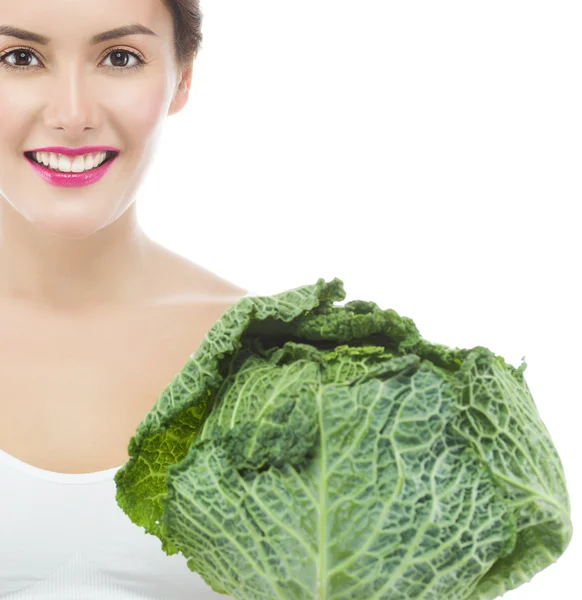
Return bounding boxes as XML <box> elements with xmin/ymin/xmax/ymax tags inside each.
<box><xmin>0</xmin><ymin>23</ymin><xmax>157</xmax><ymax>45</ymax></box>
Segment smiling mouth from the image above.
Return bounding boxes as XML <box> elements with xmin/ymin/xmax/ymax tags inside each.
<box><xmin>24</xmin><ymin>151</ymin><xmax>118</xmax><ymax>172</ymax></box>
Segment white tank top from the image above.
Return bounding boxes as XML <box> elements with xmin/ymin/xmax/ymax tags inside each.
<box><xmin>0</xmin><ymin>291</ymin><xmax>258</xmax><ymax>599</ymax></box>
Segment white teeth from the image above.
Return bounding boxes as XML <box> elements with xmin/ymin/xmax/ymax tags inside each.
<box><xmin>33</xmin><ymin>151</ymin><xmax>108</xmax><ymax>173</ymax></box>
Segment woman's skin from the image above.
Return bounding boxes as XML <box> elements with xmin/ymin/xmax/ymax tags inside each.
<box><xmin>0</xmin><ymin>0</ymin><xmax>196</xmax><ymax>312</ymax></box>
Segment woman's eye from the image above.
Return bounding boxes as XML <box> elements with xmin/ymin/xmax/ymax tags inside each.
<box><xmin>6</xmin><ymin>50</ymin><xmax>40</xmax><ymax>68</ymax></box>
<box><xmin>101</xmin><ymin>50</ymin><xmax>141</xmax><ymax>69</ymax></box>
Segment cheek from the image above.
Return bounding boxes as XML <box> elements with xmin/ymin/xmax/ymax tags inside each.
<box><xmin>107</xmin><ymin>79</ymin><xmax>170</xmax><ymax>137</ymax></box>
<box><xmin>0</xmin><ymin>87</ymin><xmax>30</xmax><ymax>139</ymax></box>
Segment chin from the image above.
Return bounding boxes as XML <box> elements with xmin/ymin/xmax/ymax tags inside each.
<box><xmin>27</xmin><ymin>205</ymin><xmax>119</xmax><ymax>239</ymax></box>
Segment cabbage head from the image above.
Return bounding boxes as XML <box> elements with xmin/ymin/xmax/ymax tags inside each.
<box><xmin>114</xmin><ymin>278</ymin><xmax>572</xmax><ymax>600</ymax></box>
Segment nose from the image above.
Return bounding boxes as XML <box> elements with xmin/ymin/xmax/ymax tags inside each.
<box><xmin>43</xmin><ymin>68</ymin><xmax>98</xmax><ymax>136</ymax></box>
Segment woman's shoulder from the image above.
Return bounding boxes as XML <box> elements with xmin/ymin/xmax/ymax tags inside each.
<box><xmin>145</xmin><ymin>243</ymin><xmax>248</xmax><ymax>307</ymax></box>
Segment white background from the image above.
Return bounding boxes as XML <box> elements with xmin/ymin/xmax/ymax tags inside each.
<box><xmin>137</xmin><ymin>2</ymin><xmax>579</xmax><ymax>598</ymax></box>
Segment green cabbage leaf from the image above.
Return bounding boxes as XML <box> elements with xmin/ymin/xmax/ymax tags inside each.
<box><xmin>114</xmin><ymin>278</ymin><xmax>572</xmax><ymax>600</ymax></box>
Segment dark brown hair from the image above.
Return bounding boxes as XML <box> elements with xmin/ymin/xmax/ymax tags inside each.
<box><xmin>162</xmin><ymin>0</ymin><xmax>203</xmax><ymax>68</ymax></box>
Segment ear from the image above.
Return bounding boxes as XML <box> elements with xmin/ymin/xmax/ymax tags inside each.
<box><xmin>168</xmin><ymin>62</ymin><xmax>194</xmax><ymax>116</ymax></box>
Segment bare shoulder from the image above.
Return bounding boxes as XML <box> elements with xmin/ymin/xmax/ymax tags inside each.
<box><xmin>146</xmin><ymin>244</ymin><xmax>248</xmax><ymax>307</ymax></box>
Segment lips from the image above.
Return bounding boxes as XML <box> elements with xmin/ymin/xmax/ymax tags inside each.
<box><xmin>24</xmin><ymin>149</ymin><xmax>119</xmax><ymax>187</ymax></box>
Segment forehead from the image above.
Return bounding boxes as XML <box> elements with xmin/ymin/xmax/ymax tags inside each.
<box><xmin>0</xmin><ymin>0</ymin><xmax>171</xmax><ymax>43</ymax></box>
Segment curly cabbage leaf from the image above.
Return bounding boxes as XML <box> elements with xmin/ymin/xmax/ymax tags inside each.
<box><xmin>114</xmin><ymin>278</ymin><xmax>572</xmax><ymax>600</ymax></box>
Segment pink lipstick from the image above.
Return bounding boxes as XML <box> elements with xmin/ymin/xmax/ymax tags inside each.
<box><xmin>23</xmin><ymin>146</ymin><xmax>120</xmax><ymax>188</ymax></box>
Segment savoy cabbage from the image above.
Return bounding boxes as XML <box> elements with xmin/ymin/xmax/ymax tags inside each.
<box><xmin>114</xmin><ymin>278</ymin><xmax>572</xmax><ymax>600</ymax></box>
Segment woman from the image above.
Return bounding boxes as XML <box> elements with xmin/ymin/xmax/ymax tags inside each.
<box><xmin>0</xmin><ymin>1</ymin><xmax>248</xmax><ymax>597</ymax></box>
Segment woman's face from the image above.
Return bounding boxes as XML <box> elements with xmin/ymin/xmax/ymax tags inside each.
<box><xmin>0</xmin><ymin>0</ymin><xmax>190</xmax><ymax>239</ymax></box>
